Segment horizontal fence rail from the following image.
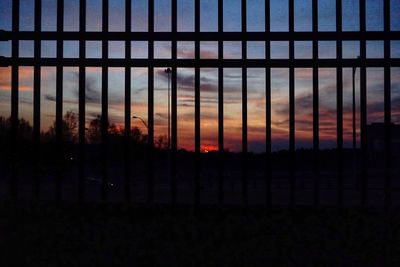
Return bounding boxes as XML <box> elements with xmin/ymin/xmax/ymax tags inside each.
<box><xmin>0</xmin><ymin>0</ymin><xmax>398</xmax><ymax>208</ymax></box>
<box><xmin>2</xmin><ymin>58</ymin><xmax>400</xmax><ymax>68</ymax></box>
<box><xmin>2</xmin><ymin>31</ymin><xmax>400</xmax><ymax>41</ymax></box>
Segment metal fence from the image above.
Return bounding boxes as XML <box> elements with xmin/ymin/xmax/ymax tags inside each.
<box><xmin>1</xmin><ymin>0</ymin><xmax>399</xmax><ymax>208</ymax></box>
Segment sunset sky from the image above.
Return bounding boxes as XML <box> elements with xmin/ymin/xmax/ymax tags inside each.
<box><xmin>0</xmin><ymin>0</ymin><xmax>399</xmax><ymax>152</ymax></box>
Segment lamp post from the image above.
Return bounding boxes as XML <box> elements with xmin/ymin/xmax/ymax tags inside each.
<box><xmin>132</xmin><ymin>115</ymin><xmax>148</xmax><ymax>129</ymax></box>
<box><xmin>132</xmin><ymin>115</ymin><xmax>148</xmax><ymax>145</ymax></box>
<box><xmin>352</xmin><ymin>65</ymin><xmax>357</xmax><ymax>149</ymax></box>
<box><xmin>352</xmin><ymin>56</ymin><xmax>360</xmax><ymax>149</ymax></box>
<box><xmin>163</xmin><ymin>69</ymin><xmax>172</xmax><ymax>186</ymax></box>
<box><xmin>352</xmin><ymin>57</ymin><xmax>360</xmax><ymax>188</ymax></box>
<box><xmin>165</xmin><ymin>68</ymin><xmax>171</xmax><ymax>150</ymax></box>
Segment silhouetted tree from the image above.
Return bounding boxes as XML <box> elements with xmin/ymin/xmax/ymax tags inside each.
<box><xmin>0</xmin><ymin>116</ymin><xmax>10</xmax><ymax>153</ymax></box>
<box><xmin>86</xmin><ymin>115</ymin><xmax>124</xmax><ymax>143</ymax></box>
<box><xmin>0</xmin><ymin>116</ymin><xmax>9</xmax><ymax>136</ymax></box>
<box><xmin>131</xmin><ymin>126</ymin><xmax>147</xmax><ymax>144</ymax></box>
<box><xmin>18</xmin><ymin>118</ymin><xmax>33</xmax><ymax>139</ymax></box>
<box><xmin>42</xmin><ymin>110</ymin><xmax>79</xmax><ymax>143</ymax></box>
<box><xmin>155</xmin><ymin>135</ymin><xmax>168</xmax><ymax>150</ymax></box>
<box><xmin>63</xmin><ymin>110</ymin><xmax>78</xmax><ymax>143</ymax></box>
<box><xmin>0</xmin><ymin>116</ymin><xmax>33</xmax><ymax>140</ymax></box>
<box><xmin>86</xmin><ymin>115</ymin><xmax>148</xmax><ymax>145</ymax></box>
<box><xmin>108</xmin><ymin>122</ymin><xmax>124</xmax><ymax>136</ymax></box>
<box><xmin>0</xmin><ymin>116</ymin><xmax>34</xmax><ymax>161</ymax></box>
<box><xmin>87</xmin><ymin>115</ymin><xmax>102</xmax><ymax>144</ymax></box>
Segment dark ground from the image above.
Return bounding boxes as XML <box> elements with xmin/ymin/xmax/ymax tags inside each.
<box><xmin>1</xmin><ymin>202</ymin><xmax>400</xmax><ymax>266</ymax></box>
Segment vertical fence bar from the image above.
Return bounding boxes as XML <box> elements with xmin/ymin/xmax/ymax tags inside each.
<box><xmin>33</xmin><ymin>0</ymin><xmax>42</xmax><ymax>202</ymax></box>
<box><xmin>101</xmin><ymin>0</ymin><xmax>109</xmax><ymax>204</ymax></box>
<box><xmin>10</xmin><ymin>0</ymin><xmax>19</xmax><ymax>201</ymax></box>
<box><xmin>171</xmin><ymin>0</ymin><xmax>178</xmax><ymax>207</ymax></box>
<box><xmin>265</xmin><ymin>0</ymin><xmax>272</xmax><ymax>208</ymax></box>
<box><xmin>148</xmin><ymin>0</ymin><xmax>155</xmax><ymax>205</ymax></box>
<box><xmin>218</xmin><ymin>0</ymin><xmax>224</xmax><ymax>206</ymax></box>
<box><xmin>312</xmin><ymin>0</ymin><xmax>319</xmax><ymax>207</ymax></box>
<box><xmin>336</xmin><ymin>0</ymin><xmax>343</xmax><ymax>207</ymax></box>
<box><xmin>194</xmin><ymin>0</ymin><xmax>201</xmax><ymax>208</ymax></box>
<box><xmin>359</xmin><ymin>0</ymin><xmax>367</xmax><ymax>208</ymax></box>
<box><xmin>124</xmin><ymin>0</ymin><xmax>132</xmax><ymax>204</ymax></box>
<box><xmin>6</xmin><ymin>0</ymin><xmax>396</xmax><ymax>209</ymax></box>
<box><xmin>383</xmin><ymin>0</ymin><xmax>391</xmax><ymax>209</ymax></box>
<box><xmin>289</xmin><ymin>0</ymin><xmax>295</xmax><ymax>208</ymax></box>
<box><xmin>55</xmin><ymin>0</ymin><xmax>64</xmax><ymax>203</ymax></box>
<box><xmin>241</xmin><ymin>0</ymin><xmax>248</xmax><ymax>208</ymax></box>
<box><xmin>78</xmin><ymin>0</ymin><xmax>86</xmax><ymax>203</ymax></box>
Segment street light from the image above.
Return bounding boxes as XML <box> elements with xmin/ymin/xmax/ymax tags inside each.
<box><xmin>132</xmin><ymin>115</ymin><xmax>148</xmax><ymax>129</ymax></box>
<box><xmin>165</xmin><ymin>68</ymin><xmax>171</xmax><ymax>150</ymax></box>
<box><xmin>352</xmin><ymin>56</ymin><xmax>360</xmax><ymax>188</ymax></box>
<box><xmin>352</xmin><ymin>56</ymin><xmax>360</xmax><ymax>149</ymax></box>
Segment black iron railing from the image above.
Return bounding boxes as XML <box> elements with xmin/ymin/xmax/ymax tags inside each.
<box><xmin>0</xmin><ymin>0</ymin><xmax>399</xmax><ymax>208</ymax></box>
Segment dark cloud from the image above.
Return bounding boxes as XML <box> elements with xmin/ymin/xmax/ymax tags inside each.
<box><xmin>295</xmin><ymin>93</ymin><xmax>313</xmax><ymax>112</ymax></box>
<box><xmin>69</xmin><ymin>74</ymin><xmax>101</xmax><ymax>104</ymax></box>
<box><xmin>392</xmin><ymin>95</ymin><xmax>400</xmax><ymax>108</ymax></box>
<box><xmin>224</xmin><ymin>73</ymin><xmax>262</xmax><ymax>80</ymax></box>
<box><xmin>132</xmin><ymin>87</ymin><xmax>146</xmax><ymax>95</ymax></box>
<box><xmin>88</xmin><ymin>112</ymin><xmax>100</xmax><ymax>120</ymax></box>
<box><xmin>44</xmin><ymin>94</ymin><xmax>81</xmax><ymax>105</ymax></box>
<box><xmin>184</xmin><ymin>96</ymin><xmax>217</xmax><ymax>104</ymax></box>
<box><xmin>365</xmin><ymin>95</ymin><xmax>400</xmax><ymax>118</ymax></box>
<box><xmin>85</xmin><ymin>76</ymin><xmax>101</xmax><ymax>103</ymax></box>
<box><xmin>62</xmin><ymin>74</ymin><xmax>125</xmax><ymax>106</ymax></box>
<box><xmin>155</xmin><ymin>69</ymin><xmax>170</xmax><ymax>80</ymax></box>
<box><xmin>200</xmin><ymin>76</ymin><xmax>216</xmax><ymax>83</ymax></box>
<box><xmin>247</xmin><ymin>125</ymin><xmax>266</xmax><ymax>134</ymax></box>
<box><xmin>176</xmin><ymin>74</ymin><xmax>194</xmax><ymax>89</ymax></box>
<box><xmin>19</xmin><ymin>97</ymin><xmax>33</xmax><ymax>105</ymax></box>
<box><xmin>44</xmin><ymin>94</ymin><xmax>56</xmax><ymax>102</ymax></box>
<box><xmin>200</xmin><ymin>83</ymin><xmax>217</xmax><ymax>93</ymax></box>
<box><xmin>273</xmin><ymin>118</ymin><xmax>289</xmax><ymax>127</ymax></box>
<box><xmin>181</xmin><ymin>112</ymin><xmax>217</xmax><ymax>121</ymax></box>
<box><xmin>223</xmin><ymin>73</ymin><xmax>242</xmax><ymax>80</ymax></box>
<box><xmin>178</xmin><ymin>103</ymin><xmax>194</xmax><ymax>107</ymax></box>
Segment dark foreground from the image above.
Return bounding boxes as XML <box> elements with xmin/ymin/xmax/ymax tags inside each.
<box><xmin>2</xmin><ymin>202</ymin><xmax>400</xmax><ymax>266</ymax></box>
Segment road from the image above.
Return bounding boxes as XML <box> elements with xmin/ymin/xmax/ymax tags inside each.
<box><xmin>1</xmin><ymin>158</ymin><xmax>399</xmax><ymax>207</ymax></box>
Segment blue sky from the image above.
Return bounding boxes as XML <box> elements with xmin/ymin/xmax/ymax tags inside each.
<box><xmin>0</xmin><ymin>0</ymin><xmax>399</xmax><ymax>152</ymax></box>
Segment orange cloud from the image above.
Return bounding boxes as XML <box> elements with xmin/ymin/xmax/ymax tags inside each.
<box><xmin>0</xmin><ymin>67</ymin><xmax>33</xmax><ymax>92</ymax></box>
<box><xmin>0</xmin><ymin>67</ymin><xmax>58</xmax><ymax>92</ymax></box>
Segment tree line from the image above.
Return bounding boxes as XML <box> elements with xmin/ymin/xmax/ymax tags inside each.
<box><xmin>0</xmin><ymin>110</ymin><xmax>167</xmax><ymax>149</ymax></box>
